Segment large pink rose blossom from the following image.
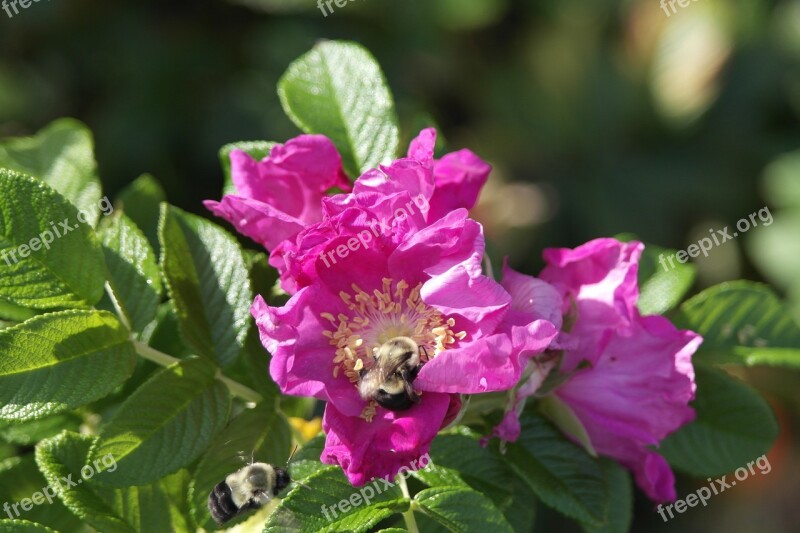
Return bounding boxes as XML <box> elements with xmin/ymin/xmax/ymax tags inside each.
<box><xmin>240</xmin><ymin>133</ymin><xmax>557</xmax><ymax>484</ymax></box>
<box><xmin>493</xmin><ymin>238</ymin><xmax>701</xmax><ymax>503</ymax></box>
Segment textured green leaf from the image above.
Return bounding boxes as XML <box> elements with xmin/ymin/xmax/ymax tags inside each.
<box><xmin>264</xmin><ymin>466</ymin><xmax>408</xmax><ymax>533</ymax></box>
<box><xmin>160</xmin><ymin>469</ymin><xmax>195</xmax><ymax>532</ymax></box>
<box><xmin>675</xmin><ymin>281</ymin><xmax>800</xmax><ymax>367</ymax></box>
<box><xmin>415</xmin><ymin>485</ymin><xmax>514</xmax><ymax>533</ymax></box>
<box><xmin>0</xmin><ymin>298</ymin><xmax>36</xmax><ymax>322</ymax></box>
<box><xmin>159</xmin><ymin>204</ymin><xmax>252</xmax><ymax>368</ymax></box>
<box><xmin>0</xmin><ymin>456</ymin><xmax>82</xmax><ymax>531</ymax></box>
<box><xmin>279</xmin><ymin>40</ymin><xmax>399</xmax><ymax>177</ymax></box>
<box><xmin>504</xmin><ymin>411</ymin><xmax>608</xmax><ymax>526</ymax></box>
<box><xmin>189</xmin><ymin>402</ymin><xmax>292</xmax><ymax>529</ymax></box>
<box><xmin>35</xmin><ymin>431</ymin><xmax>176</xmax><ymax>533</ymax></box>
<box><xmin>141</xmin><ymin>301</ymin><xmax>194</xmax><ymax>359</ymax></box>
<box><xmin>582</xmin><ymin>459</ymin><xmax>632</xmax><ymax>533</ymax></box>
<box><xmin>219</xmin><ymin>141</ymin><xmax>275</xmax><ymax>195</ymax></box>
<box><xmin>0</xmin><ymin>118</ymin><xmax>103</xmax><ymax>224</ymax></box>
<box><xmin>660</xmin><ymin>366</ymin><xmax>778</xmax><ymax>477</ymax></box>
<box><xmin>411</xmin><ymin>431</ymin><xmax>513</xmax><ymax>509</ymax></box>
<box><xmin>637</xmin><ymin>242</ymin><xmax>696</xmax><ymax>315</ymax></box>
<box><xmin>0</xmin><ymin>521</ymin><xmax>57</xmax><ymax>532</ymax></box>
<box><xmin>0</xmin><ymin>413</ymin><xmax>82</xmax><ymax>445</ymax></box>
<box><xmin>0</xmin><ymin>311</ymin><xmax>137</xmax><ymax>421</ymax></box>
<box><xmin>100</xmin><ymin>213</ymin><xmax>162</xmax><ymax>335</ymax></box>
<box><xmin>90</xmin><ymin>357</ymin><xmax>231</xmax><ymax>486</ymax></box>
<box><xmin>0</xmin><ymin>170</ymin><xmax>106</xmax><ymax>309</ymax></box>
<box><xmin>115</xmin><ymin>174</ymin><xmax>166</xmax><ymax>253</ymax></box>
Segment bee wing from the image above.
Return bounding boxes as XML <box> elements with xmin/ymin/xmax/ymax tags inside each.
<box><xmin>371</xmin><ymin>354</ymin><xmax>405</xmax><ymax>379</ymax></box>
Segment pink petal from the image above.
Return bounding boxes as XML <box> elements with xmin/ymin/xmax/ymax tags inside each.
<box><xmin>427</xmin><ymin>149</ymin><xmax>491</xmax><ymax>221</ymax></box>
<box><xmin>321</xmin><ymin>392</ymin><xmax>452</xmax><ymax>486</ymax></box>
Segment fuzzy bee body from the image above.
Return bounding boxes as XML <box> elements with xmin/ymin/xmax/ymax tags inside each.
<box><xmin>358</xmin><ymin>336</ymin><xmax>425</xmax><ymax>411</ymax></box>
<box><xmin>208</xmin><ymin>462</ymin><xmax>290</xmax><ymax>526</ymax></box>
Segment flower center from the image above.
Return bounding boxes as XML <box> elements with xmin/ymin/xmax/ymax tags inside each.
<box><xmin>321</xmin><ymin>278</ymin><xmax>466</xmax><ymax>420</ymax></box>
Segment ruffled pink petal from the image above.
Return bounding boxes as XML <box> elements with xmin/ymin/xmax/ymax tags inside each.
<box><xmin>321</xmin><ymin>392</ymin><xmax>452</xmax><ymax>486</ymax></box>
<box><xmin>416</xmin><ymin>318</ymin><xmax>557</xmax><ymax>394</ymax></box>
<box><xmin>204</xmin><ymin>196</ymin><xmax>305</xmax><ymax>250</ymax></box>
<box><xmin>556</xmin><ymin>316</ymin><xmax>699</xmax><ymax>446</ymax></box>
<box><xmin>230</xmin><ymin>135</ymin><xmax>349</xmax><ymax>213</ymax></box>
<box><xmin>407</xmin><ymin>128</ymin><xmax>436</xmax><ymax>166</ymax></box>
<box><xmin>252</xmin><ymin>290</ymin><xmax>365</xmax><ymax>417</ymax></box>
<box><xmin>501</xmin><ymin>261</ymin><xmax>564</xmax><ymax>330</ymax></box>
<box><xmin>388</xmin><ymin>209</ymin><xmax>484</xmax><ymax>286</ymax></box>
<box><xmin>427</xmin><ymin>149</ymin><xmax>491</xmax><ymax>221</ymax></box>
<box><xmin>206</xmin><ymin>135</ymin><xmax>347</xmax><ymax>251</ymax></box>
<box><xmin>540</xmin><ymin>238</ymin><xmax>644</xmax><ymax>370</ymax></box>
<box><xmin>421</xmin><ymin>264</ymin><xmax>511</xmax><ymax>339</ymax></box>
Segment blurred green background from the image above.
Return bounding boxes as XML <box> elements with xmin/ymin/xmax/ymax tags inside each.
<box><xmin>1</xmin><ymin>0</ymin><xmax>799</xmax><ymax>531</ymax></box>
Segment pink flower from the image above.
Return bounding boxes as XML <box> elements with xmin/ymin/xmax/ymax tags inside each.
<box><xmin>206</xmin><ymin>128</ymin><xmax>491</xmax><ymax>294</ymax></box>
<box><xmin>494</xmin><ymin>238</ymin><xmax>700</xmax><ymax>503</ymax></box>
<box><xmin>204</xmin><ymin>135</ymin><xmax>350</xmax><ymax>251</ymax></box>
<box><xmin>252</xmin><ymin>178</ymin><xmax>557</xmax><ymax>485</ymax></box>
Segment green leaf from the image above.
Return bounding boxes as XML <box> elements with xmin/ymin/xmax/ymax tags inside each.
<box><xmin>660</xmin><ymin>366</ymin><xmax>778</xmax><ymax>477</ymax></box>
<box><xmin>0</xmin><ymin>298</ymin><xmax>37</xmax><ymax>322</ymax></box>
<box><xmin>0</xmin><ymin>310</ymin><xmax>137</xmax><ymax>422</ymax></box>
<box><xmin>189</xmin><ymin>402</ymin><xmax>292</xmax><ymax>529</ymax></box>
<box><xmin>0</xmin><ymin>170</ymin><xmax>106</xmax><ymax>309</ymax></box>
<box><xmin>90</xmin><ymin>357</ymin><xmax>231</xmax><ymax>486</ymax></box>
<box><xmin>99</xmin><ymin>213</ymin><xmax>162</xmax><ymax>335</ymax></box>
<box><xmin>219</xmin><ymin>141</ymin><xmax>275</xmax><ymax>195</ymax></box>
<box><xmin>414</xmin><ymin>486</ymin><xmax>514</xmax><ymax>533</ymax></box>
<box><xmin>0</xmin><ymin>413</ymin><xmax>82</xmax><ymax>445</ymax></box>
<box><xmin>675</xmin><ymin>281</ymin><xmax>800</xmax><ymax>367</ymax></box>
<box><xmin>411</xmin><ymin>430</ymin><xmax>512</xmax><ymax>509</ymax></box>
<box><xmin>0</xmin><ymin>456</ymin><xmax>82</xmax><ymax>531</ymax></box>
<box><xmin>0</xmin><ymin>118</ymin><xmax>103</xmax><ymax>224</ymax></box>
<box><xmin>115</xmin><ymin>174</ymin><xmax>166</xmax><ymax>254</ymax></box>
<box><xmin>160</xmin><ymin>470</ymin><xmax>195</xmax><ymax>532</ymax></box>
<box><xmin>141</xmin><ymin>301</ymin><xmax>194</xmax><ymax>359</ymax></box>
<box><xmin>503</xmin><ymin>411</ymin><xmax>608</xmax><ymax>526</ymax></box>
<box><xmin>0</xmin><ymin>521</ymin><xmax>57</xmax><ymax>532</ymax></box>
<box><xmin>35</xmin><ymin>431</ymin><xmax>176</xmax><ymax>533</ymax></box>
<box><xmin>278</xmin><ymin>40</ymin><xmax>400</xmax><ymax>177</ymax></box>
<box><xmin>582</xmin><ymin>459</ymin><xmax>632</xmax><ymax>533</ymax></box>
<box><xmin>539</xmin><ymin>395</ymin><xmax>597</xmax><ymax>458</ymax></box>
<box><xmin>159</xmin><ymin>204</ymin><xmax>253</xmax><ymax>368</ymax></box>
<box><xmin>264</xmin><ymin>466</ymin><xmax>408</xmax><ymax>533</ymax></box>
<box><xmin>637</xmin><ymin>242</ymin><xmax>696</xmax><ymax>315</ymax></box>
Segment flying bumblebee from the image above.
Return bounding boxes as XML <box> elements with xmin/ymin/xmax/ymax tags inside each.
<box><xmin>208</xmin><ymin>462</ymin><xmax>290</xmax><ymax>525</ymax></box>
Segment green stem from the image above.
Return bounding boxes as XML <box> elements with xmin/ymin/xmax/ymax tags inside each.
<box><xmin>132</xmin><ymin>340</ymin><xmax>263</xmax><ymax>404</ymax></box>
<box><xmin>397</xmin><ymin>475</ymin><xmax>419</xmax><ymax>533</ymax></box>
<box><xmin>104</xmin><ymin>282</ymin><xmax>131</xmax><ymax>331</ymax></box>
<box><xmin>107</xmin><ymin>282</ymin><xmax>264</xmax><ymax>404</ymax></box>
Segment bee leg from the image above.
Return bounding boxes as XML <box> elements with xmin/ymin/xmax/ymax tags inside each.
<box><xmin>401</xmin><ymin>369</ymin><xmax>421</xmax><ymax>403</ymax></box>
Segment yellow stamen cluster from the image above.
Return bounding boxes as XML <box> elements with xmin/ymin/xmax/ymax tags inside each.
<box><xmin>321</xmin><ymin>278</ymin><xmax>466</xmax><ymax>421</ymax></box>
